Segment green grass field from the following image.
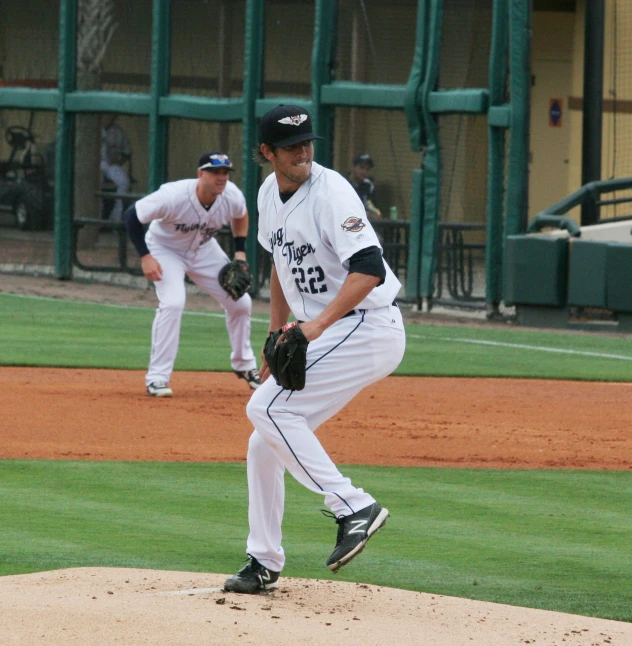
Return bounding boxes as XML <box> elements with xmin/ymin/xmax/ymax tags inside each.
<box><xmin>1</xmin><ymin>292</ymin><xmax>631</xmax><ymax>622</ymax></box>
<box><xmin>4</xmin><ymin>292</ymin><xmax>632</xmax><ymax>380</ymax></box>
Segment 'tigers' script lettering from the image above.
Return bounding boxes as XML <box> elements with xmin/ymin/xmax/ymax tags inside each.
<box><xmin>282</xmin><ymin>240</ymin><xmax>315</xmax><ymax>266</ymax></box>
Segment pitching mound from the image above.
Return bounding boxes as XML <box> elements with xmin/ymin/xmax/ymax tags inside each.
<box><xmin>1</xmin><ymin>568</ymin><xmax>631</xmax><ymax>646</ymax></box>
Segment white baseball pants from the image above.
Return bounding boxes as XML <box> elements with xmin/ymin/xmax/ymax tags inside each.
<box><xmin>145</xmin><ymin>238</ymin><xmax>257</xmax><ymax>386</ymax></box>
<box><xmin>244</xmin><ymin>304</ymin><xmax>405</xmax><ymax>572</ymax></box>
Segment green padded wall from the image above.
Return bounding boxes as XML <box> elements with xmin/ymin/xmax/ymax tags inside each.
<box><xmin>504</xmin><ymin>235</ymin><xmax>569</xmax><ymax>306</ymax></box>
<box><xmin>606</xmin><ymin>243</ymin><xmax>632</xmax><ymax>312</ymax></box>
<box><xmin>567</xmin><ymin>239</ymin><xmax>608</xmax><ymax>308</ymax></box>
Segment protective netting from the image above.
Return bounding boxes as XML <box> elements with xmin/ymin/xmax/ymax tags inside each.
<box><xmin>439</xmin><ymin>0</ymin><xmax>492</xmax><ymax>89</ymax></box>
<box><xmin>434</xmin><ymin>0</ymin><xmax>493</xmax><ymax>305</ymax></box>
<box><xmin>74</xmin><ymin>1</ymin><xmax>150</xmax><ymax>94</ymax></box>
<box><xmin>1</xmin><ymin>0</ymin><xmax>494</xmax><ymax>301</ymax></box>
<box><xmin>263</xmin><ymin>1</ymin><xmax>314</xmax><ymax>99</ymax></box>
<box><xmin>0</xmin><ymin>108</ymin><xmax>57</xmax><ymax>272</ymax></box>
<box><xmin>435</xmin><ymin>114</ymin><xmax>488</xmax><ymax>303</ymax></box>
<box><xmin>335</xmin><ymin>0</ymin><xmax>417</xmax><ymax>86</ymax></box>
<box><xmin>170</xmin><ymin>0</ymin><xmax>246</xmax><ymax>99</ymax></box>
<box><xmin>331</xmin><ymin>106</ymin><xmax>421</xmax><ymax>283</ymax></box>
<box><xmin>0</xmin><ymin>0</ymin><xmax>59</xmax><ymax>271</ymax></box>
<box><xmin>602</xmin><ymin>0</ymin><xmax>632</xmax><ymax>220</ymax></box>
<box><xmin>71</xmin><ymin>112</ymin><xmax>147</xmax><ymax>275</ymax></box>
<box><xmin>0</xmin><ymin>1</ymin><xmax>59</xmax><ymax>89</ymax></box>
<box><xmin>332</xmin><ymin>107</ymin><xmax>421</xmax><ymax>218</ymax></box>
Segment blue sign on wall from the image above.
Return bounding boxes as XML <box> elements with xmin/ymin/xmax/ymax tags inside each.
<box><xmin>549</xmin><ymin>99</ymin><xmax>563</xmax><ymax>127</ymax></box>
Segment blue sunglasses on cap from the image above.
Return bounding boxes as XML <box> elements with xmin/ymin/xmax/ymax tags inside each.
<box><xmin>198</xmin><ymin>153</ymin><xmax>234</xmax><ymax>171</ymax></box>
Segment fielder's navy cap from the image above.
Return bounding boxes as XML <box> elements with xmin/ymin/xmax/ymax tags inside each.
<box><xmin>198</xmin><ymin>150</ymin><xmax>234</xmax><ymax>171</ymax></box>
<box><xmin>353</xmin><ymin>153</ymin><xmax>374</xmax><ymax>168</ymax></box>
<box><xmin>259</xmin><ymin>104</ymin><xmax>323</xmax><ymax>148</ymax></box>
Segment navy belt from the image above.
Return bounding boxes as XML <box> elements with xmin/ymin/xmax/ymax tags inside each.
<box><xmin>300</xmin><ymin>301</ymin><xmax>397</xmax><ymax>323</ymax></box>
<box><xmin>342</xmin><ymin>300</ymin><xmax>398</xmax><ymax>319</ymax></box>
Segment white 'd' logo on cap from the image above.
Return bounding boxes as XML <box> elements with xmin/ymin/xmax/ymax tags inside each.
<box><xmin>278</xmin><ymin>114</ymin><xmax>308</xmax><ymax>126</ymax></box>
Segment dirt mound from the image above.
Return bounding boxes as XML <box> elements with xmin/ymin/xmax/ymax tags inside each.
<box><xmin>1</xmin><ymin>567</ymin><xmax>630</xmax><ymax>646</ymax></box>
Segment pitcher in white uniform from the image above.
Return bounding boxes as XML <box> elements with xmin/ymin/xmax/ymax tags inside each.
<box><xmin>224</xmin><ymin>106</ymin><xmax>406</xmax><ymax>594</ymax></box>
<box><xmin>125</xmin><ymin>151</ymin><xmax>261</xmax><ymax>397</ymax></box>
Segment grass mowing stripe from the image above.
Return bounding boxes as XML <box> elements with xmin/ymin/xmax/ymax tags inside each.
<box><xmin>1</xmin><ymin>291</ymin><xmax>271</xmax><ymax>325</ymax></box>
<box><xmin>0</xmin><ymin>294</ymin><xmax>269</xmax><ymax>370</ymax></box>
<box><xmin>0</xmin><ymin>460</ymin><xmax>630</xmax><ymax>621</ymax></box>
<box><xmin>409</xmin><ymin>333</ymin><xmax>632</xmax><ymax>362</ymax></box>
<box><xmin>5</xmin><ymin>292</ymin><xmax>632</xmax><ymax>378</ymax></box>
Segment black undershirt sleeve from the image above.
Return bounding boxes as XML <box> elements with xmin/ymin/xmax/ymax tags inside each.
<box><xmin>348</xmin><ymin>245</ymin><xmax>386</xmax><ymax>286</ymax></box>
<box><xmin>124</xmin><ymin>205</ymin><xmax>150</xmax><ymax>257</ymax></box>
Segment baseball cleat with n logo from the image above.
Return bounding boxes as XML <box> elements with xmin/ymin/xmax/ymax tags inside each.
<box><xmin>325</xmin><ymin>502</ymin><xmax>390</xmax><ymax>573</ymax></box>
<box><xmin>224</xmin><ymin>555</ymin><xmax>280</xmax><ymax>594</ymax></box>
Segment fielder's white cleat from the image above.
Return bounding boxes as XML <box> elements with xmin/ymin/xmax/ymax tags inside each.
<box><xmin>234</xmin><ymin>369</ymin><xmax>261</xmax><ymax>390</ymax></box>
<box><xmin>147</xmin><ymin>381</ymin><xmax>173</xmax><ymax>397</ymax></box>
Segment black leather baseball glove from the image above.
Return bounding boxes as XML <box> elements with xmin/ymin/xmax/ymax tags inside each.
<box><xmin>263</xmin><ymin>322</ymin><xmax>309</xmax><ymax>391</ymax></box>
<box><xmin>218</xmin><ymin>259</ymin><xmax>253</xmax><ymax>300</ymax></box>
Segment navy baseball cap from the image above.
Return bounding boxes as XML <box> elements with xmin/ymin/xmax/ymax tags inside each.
<box><xmin>353</xmin><ymin>153</ymin><xmax>374</xmax><ymax>168</ymax></box>
<box><xmin>259</xmin><ymin>105</ymin><xmax>323</xmax><ymax>148</ymax></box>
<box><xmin>198</xmin><ymin>151</ymin><xmax>234</xmax><ymax>171</ymax></box>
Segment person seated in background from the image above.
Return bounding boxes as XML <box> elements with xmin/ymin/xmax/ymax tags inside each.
<box><xmin>347</xmin><ymin>152</ymin><xmax>382</xmax><ymax>220</ymax></box>
<box><xmin>100</xmin><ymin>113</ymin><xmax>132</xmax><ymax>222</ymax></box>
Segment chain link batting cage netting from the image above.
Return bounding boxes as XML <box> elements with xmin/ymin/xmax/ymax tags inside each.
<box><xmin>0</xmin><ymin>0</ymin><xmax>59</xmax><ymax>272</ymax></box>
<box><xmin>333</xmin><ymin>1</ymin><xmax>420</xmax><ymax>287</ymax></box>
<box><xmin>601</xmin><ymin>0</ymin><xmax>632</xmax><ymax>220</ymax></box>
<box><xmin>6</xmin><ymin>0</ymin><xmax>631</xmax><ymax>309</ymax></box>
<box><xmin>434</xmin><ymin>0</ymin><xmax>493</xmax><ymax>306</ymax></box>
<box><xmin>1</xmin><ymin>0</ymin><xmax>502</xmax><ymax>304</ymax></box>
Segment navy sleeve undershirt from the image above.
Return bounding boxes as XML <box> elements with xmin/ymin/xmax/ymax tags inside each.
<box><xmin>348</xmin><ymin>245</ymin><xmax>386</xmax><ymax>286</ymax></box>
<box><xmin>124</xmin><ymin>205</ymin><xmax>150</xmax><ymax>257</ymax></box>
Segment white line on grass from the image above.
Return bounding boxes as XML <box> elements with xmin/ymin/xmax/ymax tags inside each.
<box><xmin>1</xmin><ymin>292</ymin><xmax>270</xmax><ymax>324</ymax></box>
<box><xmin>408</xmin><ymin>333</ymin><xmax>632</xmax><ymax>362</ymax></box>
<box><xmin>8</xmin><ymin>293</ymin><xmax>632</xmax><ymax>361</ymax></box>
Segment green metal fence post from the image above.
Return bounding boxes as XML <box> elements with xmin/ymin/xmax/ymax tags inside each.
<box><xmin>404</xmin><ymin>0</ymin><xmax>429</xmax><ymax>153</ymax></box>
<box><xmin>54</xmin><ymin>0</ymin><xmax>77</xmax><ymax>279</ymax></box>
<box><xmin>312</xmin><ymin>0</ymin><xmax>337</xmax><ymax>167</ymax></box>
<box><xmin>505</xmin><ymin>0</ymin><xmax>531</xmax><ymax>236</ymax></box>
<box><xmin>485</xmin><ymin>0</ymin><xmax>509</xmax><ymax>310</ymax></box>
<box><xmin>419</xmin><ymin>0</ymin><xmax>443</xmax><ymax>306</ymax></box>
<box><xmin>581</xmin><ymin>0</ymin><xmax>605</xmax><ymax>226</ymax></box>
<box><xmin>149</xmin><ymin>0</ymin><xmax>170</xmax><ymax>192</ymax></box>
<box><xmin>242</xmin><ymin>0</ymin><xmax>265</xmax><ymax>292</ymax></box>
<box><xmin>404</xmin><ymin>0</ymin><xmax>429</xmax><ymax>303</ymax></box>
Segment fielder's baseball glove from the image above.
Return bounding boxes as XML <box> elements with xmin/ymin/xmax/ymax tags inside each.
<box><xmin>218</xmin><ymin>259</ymin><xmax>253</xmax><ymax>300</ymax></box>
<box><xmin>264</xmin><ymin>322</ymin><xmax>309</xmax><ymax>391</ymax></box>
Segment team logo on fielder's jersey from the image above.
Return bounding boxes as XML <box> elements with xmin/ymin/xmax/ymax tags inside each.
<box><xmin>341</xmin><ymin>216</ymin><xmax>366</xmax><ymax>233</ymax></box>
<box><xmin>278</xmin><ymin>114</ymin><xmax>308</xmax><ymax>126</ymax></box>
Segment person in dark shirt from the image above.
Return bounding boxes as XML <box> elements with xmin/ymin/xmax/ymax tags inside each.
<box><xmin>347</xmin><ymin>153</ymin><xmax>381</xmax><ymax>219</ymax></box>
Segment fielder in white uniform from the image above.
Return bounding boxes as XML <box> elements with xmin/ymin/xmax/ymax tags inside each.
<box><xmin>224</xmin><ymin>105</ymin><xmax>406</xmax><ymax>594</ymax></box>
<box><xmin>125</xmin><ymin>151</ymin><xmax>261</xmax><ymax>397</ymax></box>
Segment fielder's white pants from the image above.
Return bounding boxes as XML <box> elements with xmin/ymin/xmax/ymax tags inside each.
<box><xmin>145</xmin><ymin>238</ymin><xmax>257</xmax><ymax>386</ymax></box>
<box><xmin>100</xmin><ymin>161</ymin><xmax>130</xmax><ymax>222</ymax></box>
<box><xmin>244</xmin><ymin>304</ymin><xmax>405</xmax><ymax>572</ymax></box>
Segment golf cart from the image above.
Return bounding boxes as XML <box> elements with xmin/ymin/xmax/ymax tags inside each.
<box><xmin>0</xmin><ymin>114</ymin><xmax>54</xmax><ymax>231</ymax></box>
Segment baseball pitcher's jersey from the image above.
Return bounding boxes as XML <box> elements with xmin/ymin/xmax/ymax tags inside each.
<box><xmin>136</xmin><ymin>179</ymin><xmax>247</xmax><ymax>254</ymax></box>
<box><xmin>257</xmin><ymin>161</ymin><xmax>401</xmax><ymax>321</ymax></box>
